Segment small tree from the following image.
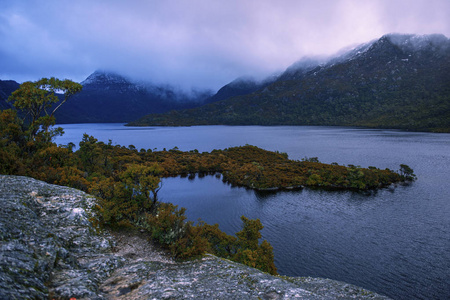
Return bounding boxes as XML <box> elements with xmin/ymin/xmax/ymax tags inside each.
<box><xmin>234</xmin><ymin>216</ymin><xmax>277</xmax><ymax>274</ymax></box>
<box><xmin>78</xmin><ymin>134</ymin><xmax>102</xmax><ymax>173</ymax></box>
<box><xmin>236</xmin><ymin>216</ymin><xmax>263</xmax><ymax>250</ymax></box>
<box><xmin>120</xmin><ymin>163</ymin><xmax>163</xmax><ymax>211</ymax></box>
<box><xmin>399</xmin><ymin>164</ymin><xmax>416</xmax><ymax>181</ymax></box>
<box><xmin>8</xmin><ymin>77</ymin><xmax>82</xmax><ymax>143</ymax></box>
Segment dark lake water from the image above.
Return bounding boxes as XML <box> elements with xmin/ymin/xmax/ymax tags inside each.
<box><xmin>55</xmin><ymin>124</ymin><xmax>450</xmax><ymax>299</ymax></box>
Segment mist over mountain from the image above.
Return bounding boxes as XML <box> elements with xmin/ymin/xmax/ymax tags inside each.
<box><xmin>53</xmin><ymin>71</ymin><xmax>214</xmax><ymax>123</ymax></box>
<box><xmin>130</xmin><ymin>33</ymin><xmax>450</xmax><ymax>132</ymax></box>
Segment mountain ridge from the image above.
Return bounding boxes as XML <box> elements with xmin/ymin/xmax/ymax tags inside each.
<box><xmin>129</xmin><ymin>33</ymin><xmax>450</xmax><ymax>132</ymax></box>
<box><xmin>205</xmin><ymin>75</ymin><xmax>278</xmax><ymax>104</ymax></box>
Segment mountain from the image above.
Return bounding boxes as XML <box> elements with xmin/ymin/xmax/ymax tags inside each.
<box><xmin>129</xmin><ymin>34</ymin><xmax>450</xmax><ymax>132</ymax></box>
<box><xmin>54</xmin><ymin>71</ymin><xmax>213</xmax><ymax>123</ymax></box>
<box><xmin>1</xmin><ymin>71</ymin><xmax>213</xmax><ymax>124</ymax></box>
<box><xmin>0</xmin><ymin>80</ymin><xmax>20</xmax><ymax>110</ymax></box>
<box><xmin>204</xmin><ymin>76</ymin><xmax>277</xmax><ymax>104</ymax></box>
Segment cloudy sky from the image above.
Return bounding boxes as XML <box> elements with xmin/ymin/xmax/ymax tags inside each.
<box><xmin>1</xmin><ymin>0</ymin><xmax>449</xmax><ymax>90</ymax></box>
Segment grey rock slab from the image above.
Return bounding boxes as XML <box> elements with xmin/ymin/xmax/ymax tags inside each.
<box><xmin>101</xmin><ymin>254</ymin><xmax>390</xmax><ymax>299</ymax></box>
<box><xmin>0</xmin><ymin>175</ymin><xmax>124</xmax><ymax>299</ymax></box>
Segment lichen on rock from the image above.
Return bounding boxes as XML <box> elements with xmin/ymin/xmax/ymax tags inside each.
<box><xmin>0</xmin><ymin>175</ymin><xmax>124</xmax><ymax>299</ymax></box>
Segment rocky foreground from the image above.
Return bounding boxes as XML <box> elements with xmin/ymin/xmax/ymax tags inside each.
<box><xmin>0</xmin><ymin>175</ymin><xmax>391</xmax><ymax>299</ymax></box>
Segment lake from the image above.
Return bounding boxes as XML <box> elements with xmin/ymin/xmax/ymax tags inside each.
<box><xmin>55</xmin><ymin>124</ymin><xmax>450</xmax><ymax>299</ymax></box>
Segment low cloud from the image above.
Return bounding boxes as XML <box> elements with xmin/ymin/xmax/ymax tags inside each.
<box><xmin>1</xmin><ymin>0</ymin><xmax>449</xmax><ymax>90</ymax></box>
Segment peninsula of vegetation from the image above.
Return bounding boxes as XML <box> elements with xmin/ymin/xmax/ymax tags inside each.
<box><xmin>1</xmin><ymin>77</ymin><xmax>415</xmax><ymax>276</ymax></box>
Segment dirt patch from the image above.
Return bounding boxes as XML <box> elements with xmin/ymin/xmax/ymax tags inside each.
<box><xmin>108</xmin><ymin>229</ymin><xmax>175</xmax><ymax>264</ymax></box>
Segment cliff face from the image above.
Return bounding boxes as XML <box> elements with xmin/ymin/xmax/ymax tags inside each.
<box><xmin>0</xmin><ymin>175</ymin><xmax>390</xmax><ymax>299</ymax></box>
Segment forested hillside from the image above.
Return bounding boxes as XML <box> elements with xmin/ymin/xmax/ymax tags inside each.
<box><xmin>130</xmin><ymin>34</ymin><xmax>450</xmax><ymax>132</ymax></box>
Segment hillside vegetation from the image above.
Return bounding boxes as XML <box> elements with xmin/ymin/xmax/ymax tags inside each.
<box><xmin>130</xmin><ymin>34</ymin><xmax>450</xmax><ymax>132</ymax></box>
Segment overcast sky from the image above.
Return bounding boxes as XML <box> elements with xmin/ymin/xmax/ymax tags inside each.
<box><xmin>1</xmin><ymin>0</ymin><xmax>449</xmax><ymax>90</ymax></box>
